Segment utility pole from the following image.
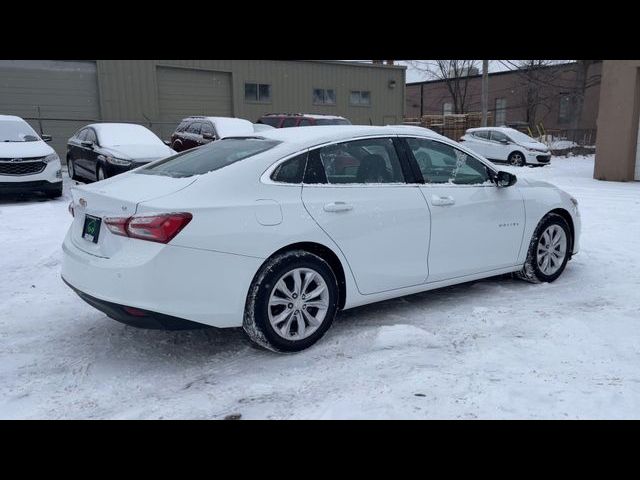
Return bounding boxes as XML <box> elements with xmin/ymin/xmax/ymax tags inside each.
<box><xmin>481</xmin><ymin>60</ymin><xmax>489</xmax><ymax>127</ymax></box>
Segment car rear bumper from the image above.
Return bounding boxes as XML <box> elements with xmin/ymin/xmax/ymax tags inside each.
<box><xmin>61</xmin><ymin>227</ymin><xmax>264</xmax><ymax>329</ymax></box>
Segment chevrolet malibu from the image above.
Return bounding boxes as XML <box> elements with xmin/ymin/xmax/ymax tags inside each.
<box><xmin>61</xmin><ymin>125</ymin><xmax>581</xmax><ymax>352</ymax></box>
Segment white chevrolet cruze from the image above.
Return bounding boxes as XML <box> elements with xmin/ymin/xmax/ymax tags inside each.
<box><xmin>61</xmin><ymin>125</ymin><xmax>581</xmax><ymax>352</ymax></box>
<box><xmin>0</xmin><ymin>115</ymin><xmax>63</xmax><ymax>198</ymax></box>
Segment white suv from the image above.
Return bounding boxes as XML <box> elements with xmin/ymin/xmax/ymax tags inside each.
<box><xmin>460</xmin><ymin>127</ymin><xmax>551</xmax><ymax>166</ymax></box>
<box><xmin>0</xmin><ymin>115</ymin><xmax>62</xmax><ymax>198</ymax></box>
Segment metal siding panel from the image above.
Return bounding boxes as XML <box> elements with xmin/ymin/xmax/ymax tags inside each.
<box><xmin>156</xmin><ymin>66</ymin><xmax>232</xmax><ymax>139</ymax></box>
<box><xmin>0</xmin><ymin>60</ymin><xmax>100</xmax><ymax>156</ymax></box>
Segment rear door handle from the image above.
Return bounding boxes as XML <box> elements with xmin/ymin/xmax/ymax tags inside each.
<box><xmin>431</xmin><ymin>195</ymin><xmax>455</xmax><ymax>206</ymax></box>
<box><xmin>324</xmin><ymin>201</ymin><xmax>353</xmax><ymax>212</ymax></box>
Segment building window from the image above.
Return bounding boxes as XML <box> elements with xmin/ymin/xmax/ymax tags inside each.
<box><xmin>495</xmin><ymin>98</ymin><xmax>507</xmax><ymax>126</ymax></box>
<box><xmin>245</xmin><ymin>83</ymin><xmax>271</xmax><ymax>103</ymax></box>
<box><xmin>350</xmin><ymin>90</ymin><xmax>371</xmax><ymax>106</ymax></box>
<box><xmin>443</xmin><ymin>102</ymin><xmax>453</xmax><ymax>115</ymax></box>
<box><xmin>559</xmin><ymin>94</ymin><xmax>572</xmax><ymax>123</ymax></box>
<box><xmin>313</xmin><ymin>88</ymin><xmax>336</xmax><ymax>105</ymax></box>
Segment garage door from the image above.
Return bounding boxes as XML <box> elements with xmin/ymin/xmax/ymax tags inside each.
<box><xmin>156</xmin><ymin>66</ymin><xmax>233</xmax><ymax>140</ymax></box>
<box><xmin>0</xmin><ymin>60</ymin><xmax>100</xmax><ymax>158</ymax></box>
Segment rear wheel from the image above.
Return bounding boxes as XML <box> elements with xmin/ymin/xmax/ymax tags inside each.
<box><xmin>508</xmin><ymin>151</ymin><xmax>526</xmax><ymax>166</ymax></box>
<box><xmin>516</xmin><ymin>213</ymin><xmax>572</xmax><ymax>283</ymax></box>
<box><xmin>243</xmin><ymin>250</ymin><xmax>339</xmax><ymax>352</ymax></box>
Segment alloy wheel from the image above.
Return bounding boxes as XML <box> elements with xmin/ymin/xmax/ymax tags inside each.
<box><xmin>267</xmin><ymin>267</ymin><xmax>329</xmax><ymax>341</ymax></box>
<box><xmin>536</xmin><ymin>225</ymin><xmax>567</xmax><ymax>276</ymax></box>
<box><xmin>510</xmin><ymin>153</ymin><xmax>525</xmax><ymax>166</ymax></box>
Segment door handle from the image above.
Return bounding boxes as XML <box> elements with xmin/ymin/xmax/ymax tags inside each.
<box><xmin>431</xmin><ymin>195</ymin><xmax>455</xmax><ymax>206</ymax></box>
<box><xmin>323</xmin><ymin>201</ymin><xmax>353</xmax><ymax>212</ymax></box>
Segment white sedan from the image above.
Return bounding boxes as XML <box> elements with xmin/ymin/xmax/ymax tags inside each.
<box><xmin>460</xmin><ymin>127</ymin><xmax>551</xmax><ymax>166</ymax></box>
<box><xmin>61</xmin><ymin>125</ymin><xmax>581</xmax><ymax>352</ymax></box>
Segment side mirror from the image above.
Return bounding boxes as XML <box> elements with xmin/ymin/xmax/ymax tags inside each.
<box><xmin>41</xmin><ymin>134</ymin><xmax>52</xmax><ymax>142</ymax></box>
<box><xmin>81</xmin><ymin>140</ymin><xmax>94</xmax><ymax>148</ymax></box>
<box><xmin>496</xmin><ymin>170</ymin><xmax>517</xmax><ymax>187</ymax></box>
<box><xmin>202</xmin><ymin>132</ymin><xmax>214</xmax><ymax>140</ymax></box>
<box><xmin>499</xmin><ymin>139</ymin><xmax>509</xmax><ymax>145</ymax></box>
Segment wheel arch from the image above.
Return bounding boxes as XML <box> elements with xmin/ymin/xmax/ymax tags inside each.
<box><xmin>547</xmin><ymin>208</ymin><xmax>575</xmax><ymax>256</ymax></box>
<box><xmin>261</xmin><ymin>241</ymin><xmax>347</xmax><ymax>310</ymax></box>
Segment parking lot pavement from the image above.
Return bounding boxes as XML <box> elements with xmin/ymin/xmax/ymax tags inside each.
<box><xmin>1</xmin><ymin>156</ymin><xmax>640</xmax><ymax>419</ymax></box>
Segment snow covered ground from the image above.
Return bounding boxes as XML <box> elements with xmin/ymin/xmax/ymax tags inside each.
<box><xmin>1</xmin><ymin>155</ymin><xmax>640</xmax><ymax>419</ymax></box>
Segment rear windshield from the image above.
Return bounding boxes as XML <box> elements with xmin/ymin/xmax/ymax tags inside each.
<box><xmin>314</xmin><ymin>118</ymin><xmax>351</xmax><ymax>126</ymax></box>
<box><xmin>137</xmin><ymin>138</ymin><xmax>280</xmax><ymax>178</ymax></box>
<box><xmin>258</xmin><ymin>117</ymin><xmax>282</xmax><ymax>127</ymax></box>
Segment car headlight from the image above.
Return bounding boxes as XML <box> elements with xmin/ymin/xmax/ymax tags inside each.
<box><xmin>43</xmin><ymin>153</ymin><xmax>60</xmax><ymax>163</ymax></box>
<box><xmin>105</xmin><ymin>155</ymin><xmax>131</xmax><ymax>166</ymax></box>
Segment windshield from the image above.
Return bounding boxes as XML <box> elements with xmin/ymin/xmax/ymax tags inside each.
<box><xmin>97</xmin><ymin>124</ymin><xmax>163</xmax><ymax>147</ymax></box>
<box><xmin>0</xmin><ymin>120</ymin><xmax>40</xmax><ymax>142</ymax></box>
<box><xmin>138</xmin><ymin>138</ymin><xmax>281</xmax><ymax>178</ymax></box>
<box><xmin>315</xmin><ymin>118</ymin><xmax>351</xmax><ymax>126</ymax></box>
<box><xmin>507</xmin><ymin>129</ymin><xmax>537</xmax><ymax>144</ymax></box>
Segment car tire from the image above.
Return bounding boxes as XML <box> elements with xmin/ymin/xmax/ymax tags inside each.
<box><xmin>97</xmin><ymin>165</ymin><xmax>106</xmax><ymax>181</ymax></box>
<box><xmin>243</xmin><ymin>250</ymin><xmax>339</xmax><ymax>353</ymax></box>
<box><xmin>508</xmin><ymin>151</ymin><xmax>526</xmax><ymax>166</ymax></box>
<box><xmin>516</xmin><ymin>213</ymin><xmax>572</xmax><ymax>284</ymax></box>
<box><xmin>67</xmin><ymin>158</ymin><xmax>77</xmax><ymax>181</ymax></box>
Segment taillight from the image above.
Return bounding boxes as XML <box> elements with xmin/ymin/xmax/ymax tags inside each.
<box><xmin>105</xmin><ymin>212</ymin><xmax>192</xmax><ymax>244</ymax></box>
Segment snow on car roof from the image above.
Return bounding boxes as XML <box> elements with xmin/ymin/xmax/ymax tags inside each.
<box><xmin>204</xmin><ymin>117</ymin><xmax>255</xmax><ymax>138</ymax></box>
<box><xmin>0</xmin><ymin>114</ymin><xmax>26</xmax><ymax>122</ymax></box>
<box><xmin>236</xmin><ymin>125</ymin><xmax>442</xmax><ymax>147</ymax></box>
<box><xmin>466</xmin><ymin>126</ymin><xmax>520</xmax><ymax>134</ymax></box>
<box><xmin>87</xmin><ymin>123</ymin><xmax>163</xmax><ymax>147</ymax></box>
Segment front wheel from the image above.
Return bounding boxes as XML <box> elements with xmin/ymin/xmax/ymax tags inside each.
<box><xmin>243</xmin><ymin>250</ymin><xmax>339</xmax><ymax>352</ymax></box>
<box><xmin>508</xmin><ymin>151</ymin><xmax>526</xmax><ymax>166</ymax></box>
<box><xmin>517</xmin><ymin>213</ymin><xmax>572</xmax><ymax>283</ymax></box>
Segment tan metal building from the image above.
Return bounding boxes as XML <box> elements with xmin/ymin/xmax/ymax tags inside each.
<box><xmin>0</xmin><ymin>60</ymin><xmax>406</xmax><ymax>157</ymax></box>
<box><xmin>594</xmin><ymin>60</ymin><xmax>640</xmax><ymax>181</ymax></box>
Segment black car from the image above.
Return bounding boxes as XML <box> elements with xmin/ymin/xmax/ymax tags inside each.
<box><xmin>66</xmin><ymin>123</ymin><xmax>175</xmax><ymax>182</ymax></box>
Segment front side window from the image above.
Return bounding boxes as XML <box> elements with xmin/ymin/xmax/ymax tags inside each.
<box><xmin>200</xmin><ymin>122</ymin><xmax>214</xmax><ymax>136</ymax></box>
<box><xmin>310</xmin><ymin>137</ymin><xmax>404</xmax><ymax>184</ymax></box>
<box><xmin>271</xmin><ymin>152</ymin><xmax>308</xmax><ymax>183</ymax></box>
<box><xmin>405</xmin><ymin>138</ymin><xmax>491</xmax><ymax>185</ymax></box>
<box><xmin>85</xmin><ymin>129</ymin><xmax>97</xmax><ymax>144</ymax></box>
<box><xmin>76</xmin><ymin>129</ymin><xmax>88</xmax><ymax>141</ymax></box>
<box><xmin>187</xmin><ymin>122</ymin><xmax>201</xmax><ymax>134</ymax></box>
<box><xmin>350</xmin><ymin>90</ymin><xmax>371</xmax><ymax>106</ymax></box>
<box><xmin>473</xmin><ymin>130</ymin><xmax>490</xmax><ymax>140</ymax></box>
<box><xmin>313</xmin><ymin>88</ymin><xmax>336</xmax><ymax>105</ymax></box>
<box><xmin>139</xmin><ymin>138</ymin><xmax>281</xmax><ymax>178</ymax></box>
<box><xmin>490</xmin><ymin>130</ymin><xmax>509</xmax><ymax>143</ymax></box>
<box><xmin>245</xmin><ymin>83</ymin><xmax>272</xmax><ymax>103</ymax></box>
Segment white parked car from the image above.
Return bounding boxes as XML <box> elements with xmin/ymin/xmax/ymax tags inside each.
<box><xmin>0</xmin><ymin>114</ymin><xmax>62</xmax><ymax>198</ymax></box>
<box><xmin>62</xmin><ymin>125</ymin><xmax>581</xmax><ymax>352</ymax></box>
<box><xmin>460</xmin><ymin>127</ymin><xmax>551</xmax><ymax>166</ymax></box>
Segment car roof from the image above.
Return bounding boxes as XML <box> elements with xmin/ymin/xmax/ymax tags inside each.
<box><xmin>232</xmin><ymin>125</ymin><xmax>443</xmax><ymax>148</ymax></box>
<box><xmin>467</xmin><ymin>126</ymin><xmax>517</xmax><ymax>134</ymax></box>
<box><xmin>0</xmin><ymin>114</ymin><xmax>26</xmax><ymax>122</ymax></box>
<box><xmin>261</xmin><ymin>113</ymin><xmax>347</xmax><ymax>120</ymax></box>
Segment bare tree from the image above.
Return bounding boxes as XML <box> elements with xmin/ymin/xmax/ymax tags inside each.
<box><xmin>499</xmin><ymin>60</ymin><xmax>565</xmax><ymax>130</ymax></box>
<box><xmin>569</xmin><ymin>60</ymin><xmax>601</xmax><ymax>131</ymax></box>
<box><xmin>408</xmin><ymin>60</ymin><xmax>480</xmax><ymax>114</ymax></box>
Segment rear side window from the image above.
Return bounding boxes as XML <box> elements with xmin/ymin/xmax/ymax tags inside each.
<box><xmin>271</xmin><ymin>152</ymin><xmax>308</xmax><ymax>183</ymax></box>
<box><xmin>311</xmin><ymin>137</ymin><xmax>405</xmax><ymax>184</ymax></box>
<box><xmin>139</xmin><ymin>138</ymin><xmax>281</xmax><ymax>178</ymax></box>
<box><xmin>281</xmin><ymin>118</ymin><xmax>297</xmax><ymax>128</ymax></box>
